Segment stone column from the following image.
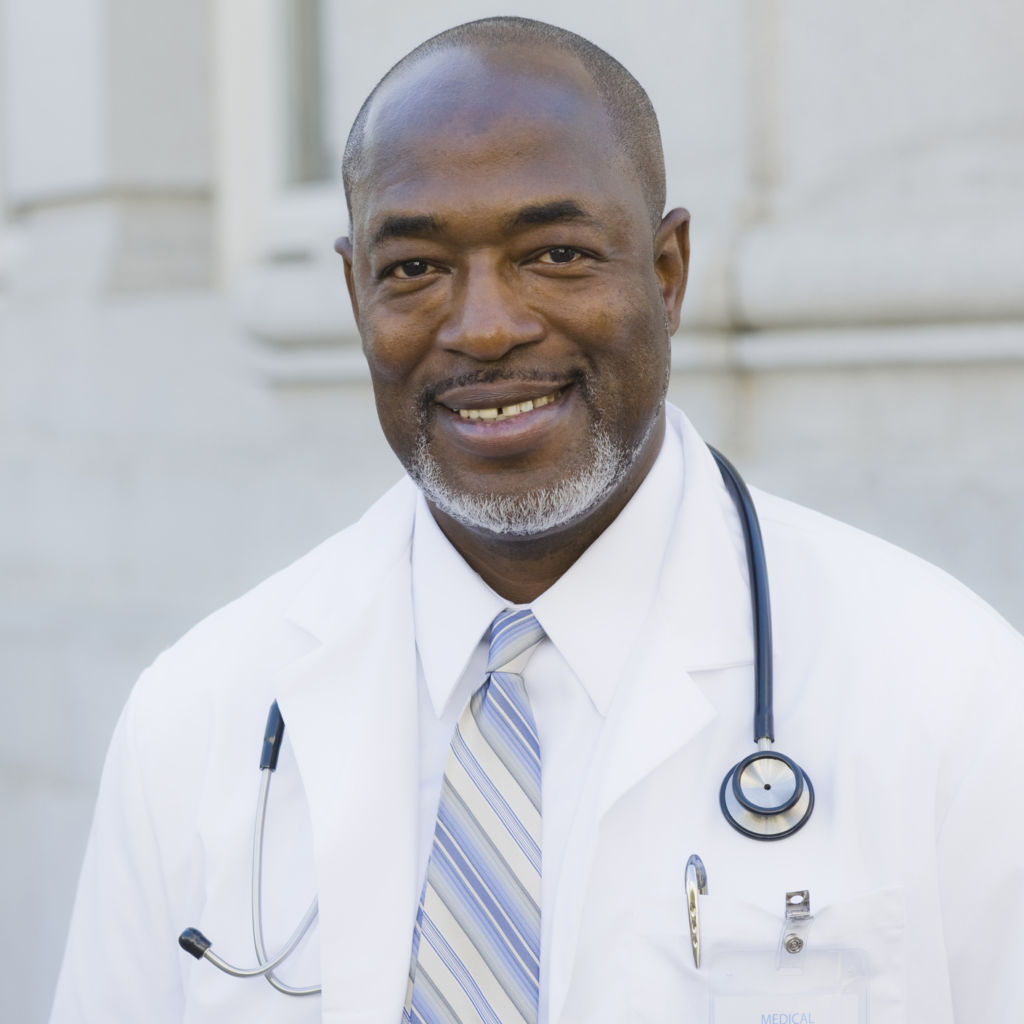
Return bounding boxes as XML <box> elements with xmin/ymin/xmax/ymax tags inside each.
<box><xmin>2</xmin><ymin>0</ymin><xmax>212</xmax><ymax>295</ymax></box>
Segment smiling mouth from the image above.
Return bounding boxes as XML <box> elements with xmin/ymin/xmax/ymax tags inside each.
<box><xmin>454</xmin><ymin>389</ymin><xmax>562</xmax><ymax>422</ymax></box>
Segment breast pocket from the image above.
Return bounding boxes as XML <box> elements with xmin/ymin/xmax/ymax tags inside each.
<box><xmin>700</xmin><ymin>887</ymin><xmax>907</xmax><ymax>1024</ymax></box>
<box><xmin>624</xmin><ymin>887</ymin><xmax>908</xmax><ymax>1024</ymax></box>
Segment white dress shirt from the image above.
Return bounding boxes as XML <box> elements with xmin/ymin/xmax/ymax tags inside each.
<box><xmin>410</xmin><ymin>419</ymin><xmax>685</xmax><ymax>1022</ymax></box>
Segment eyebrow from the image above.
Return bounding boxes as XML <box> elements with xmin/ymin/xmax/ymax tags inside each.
<box><xmin>370</xmin><ymin>200</ymin><xmax>595</xmax><ymax>248</ymax></box>
<box><xmin>505</xmin><ymin>200</ymin><xmax>593</xmax><ymax>229</ymax></box>
<box><xmin>372</xmin><ymin>214</ymin><xmax>444</xmax><ymax>247</ymax></box>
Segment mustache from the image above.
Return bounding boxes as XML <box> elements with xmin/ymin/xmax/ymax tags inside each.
<box><xmin>420</xmin><ymin>368</ymin><xmax>586</xmax><ymax>406</ymax></box>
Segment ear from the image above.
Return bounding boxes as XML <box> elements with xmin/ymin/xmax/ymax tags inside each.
<box><xmin>334</xmin><ymin>235</ymin><xmax>360</xmax><ymax>325</ymax></box>
<box><xmin>653</xmin><ymin>208</ymin><xmax>690</xmax><ymax>334</ymax></box>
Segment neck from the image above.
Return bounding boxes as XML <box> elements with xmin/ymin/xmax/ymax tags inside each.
<box><xmin>429</xmin><ymin>418</ymin><xmax>664</xmax><ymax>603</ymax></box>
<box><xmin>431</xmin><ymin>517</ymin><xmax>604</xmax><ymax>604</ymax></box>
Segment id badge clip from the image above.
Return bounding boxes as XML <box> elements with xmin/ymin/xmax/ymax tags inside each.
<box><xmin>778</xmin><ymin>889</ymin><xmax>813</xmax><ymax>967</ymax></box>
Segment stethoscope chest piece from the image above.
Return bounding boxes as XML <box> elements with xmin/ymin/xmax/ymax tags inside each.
<box><xmin>720</xmin><ymin>749</ymin><xmax>814</xmax><ymax>840</ymax></box>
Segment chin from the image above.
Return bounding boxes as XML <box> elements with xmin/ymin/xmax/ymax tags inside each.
<box><xmin>409</xmin><ymin>419</ymin><xmax>655</xmax><ymax>538</ymax></box>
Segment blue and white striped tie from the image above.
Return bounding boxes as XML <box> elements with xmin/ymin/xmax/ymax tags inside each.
<box><xmin>404</xmin><ymin>608</ymin><xmax>545</xmax><ymax>1024</ymax></box>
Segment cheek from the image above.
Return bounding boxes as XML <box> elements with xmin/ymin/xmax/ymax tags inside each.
<box><xmin>360</xmin><ymin>333</ymin><xmax>425</xmax><ymax>453</ymax></box>
<box><xmin>564</xmin><ymin>288</ymin><xmax>665</xmax><ymax>368</ymax></box>
<box><xmin>578</xmin><ymin>302</ymin><xmax>670</xmax><ymax>418</ymax></box>
<box><xmin>370</xmin><ymin>379</ymin><xmax>422</xmax><ymax>472</ymax></box>
<box><xmin>353</xmin><ymin>270</ymin><xmax>445</xmax><ymax>385</ymax></box>
<box><xmin>359</xmin><ymin>314</ymin><xmax>430</xmax><ymax>390</ymax></box>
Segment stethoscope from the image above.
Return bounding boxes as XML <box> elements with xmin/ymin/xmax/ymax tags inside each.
<box><xmin>710</xmin><ymin>447</ymin><xmax>815</xmax><ymax>841</ymax></box>
<box><xmin>178</xmin><ymin>446</ymin><xmax>813</xmax><ymax>995</ymax></box>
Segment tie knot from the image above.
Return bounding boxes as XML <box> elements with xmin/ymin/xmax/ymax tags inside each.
<box><xmin>487</xmin><ymin>608</ymin><xmax>546</xmax><ymax>673</ymax></box>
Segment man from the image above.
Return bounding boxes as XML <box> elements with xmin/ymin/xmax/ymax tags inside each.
<box><xmin>53</xmin><ymin>17</ymin><xmax>1023</xmax><ymax>1023</ymax></box>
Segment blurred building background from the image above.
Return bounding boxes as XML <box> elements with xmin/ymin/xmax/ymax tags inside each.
<box><xmin>1</xmin><ymin>0</ymin><xmax>1022</xmax><ymax>1019</ymax></box>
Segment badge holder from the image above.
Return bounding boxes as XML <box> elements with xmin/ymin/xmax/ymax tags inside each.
<box><xmin>689</xmin><ymin>865</ymin><xmax>869</xmax><ymax>1024</ymax></box>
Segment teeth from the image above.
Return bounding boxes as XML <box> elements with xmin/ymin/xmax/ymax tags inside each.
<box><xmin>458</xmin><ymin>391</ymin><xmax>558</xmax><ymax>422</ymax></box>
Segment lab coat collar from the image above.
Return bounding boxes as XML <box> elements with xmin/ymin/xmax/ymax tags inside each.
<box><xmin>578</xmin><ymin>408</ymin><xmax>755</xmax><ymax>819</ymax></box>
<box><xmin>530</xmin><ymin>418</ymin><xmax>684</xmax><ymax>717</ymax></box>
<box><xmin>582</xmin><ymin>406</ymin><xmax>754</xmax><ymax>816</ymax></box>
<box><xmin>659</xmin><ymin>406</ymin><xmax>754</xmax><ymax>675</ymax></box>
<box><xmin>282</xmin><ymin>477</ymin><xmax>418</xmax><ymax>646</ymax></box>
<box><xmin>274</xmin><ymin>479</ymin><xmax>422</xmax><ymax>1019</ymax></box>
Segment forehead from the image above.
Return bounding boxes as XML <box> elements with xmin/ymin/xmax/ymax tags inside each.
<box><xmin>369</xmin><ymin>43</ymin><xmax>599</xmax><ymax>138</ymax></box>
<box><xmin>350</xmin><ymin>46</ymin><xmax>646</xmax><ymax>237</ymax></box>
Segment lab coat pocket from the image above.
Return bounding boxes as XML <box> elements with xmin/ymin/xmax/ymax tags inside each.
<box><xmin>701</xmin><ymin>887</ymin><xmax>907</xmax><ymax>1023</ymax></box>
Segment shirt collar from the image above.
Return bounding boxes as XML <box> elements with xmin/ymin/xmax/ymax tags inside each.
<box><xmin>412</xmin><ymin>495</ymin><xmax>506</xmax><ymax>718</ymax></box>
<box><xmin>411</xmin><ymin>421</ymin><xmax>685</xmax><ymax>719</ymax></box>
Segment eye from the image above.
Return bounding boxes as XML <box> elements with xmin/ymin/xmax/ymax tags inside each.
<box><xmin>536</xmin><ymin>247</ymin><xmax>582</xmax><ymax>265</ymax></box>
<box><xmin>388</xmin><ymin>260</ymin><xmax>434</xmax><ymax>280</ymax></box>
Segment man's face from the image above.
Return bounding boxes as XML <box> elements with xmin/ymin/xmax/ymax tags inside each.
<box><xmin>340</xmin><ymin>47</ymin><xmax>689</xmax><ymax>542</ymax></box>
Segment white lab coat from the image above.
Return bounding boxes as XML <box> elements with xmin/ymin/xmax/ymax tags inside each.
<box><xmin>52</xmin><ymin>408</ymin><xmax>1024</xmax><ymax>1023</ymax></box>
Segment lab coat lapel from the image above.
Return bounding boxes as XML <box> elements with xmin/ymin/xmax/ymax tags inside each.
<box><xmin>594</xmin><ymin>414</ymin><xmax>754</xmax><ymax>822</ymax></box>
<box><xmin>546</xmin><ymin>609</ymin><xmax>718</xmax><ymax>1022</ymax></box>
<box><xmin>548</xmin><ymin>414</ymin><xmax>755</xmax><ymax>1022</ymax></box>
<box><xmin>275</xmin><ymin>481</ymin><xmax>421</xmax><ymax>1020</ymax></box>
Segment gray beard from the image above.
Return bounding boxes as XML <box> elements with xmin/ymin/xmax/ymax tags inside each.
<box><xmin>408</xmin><ymin>417</ymin><xmax>656</xmax><ymax>537</ymax></box>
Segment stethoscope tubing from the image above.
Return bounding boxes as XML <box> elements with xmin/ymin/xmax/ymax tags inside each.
<box><xmin>251</xmin><ymin>755</ymin><xmax>320</xmax><ymax>995</ymax></box>
<box><xmin>709</xmin><ymin>448</ymin><xmax>774</xmax><ymax>743</ymax></box>
<box><xmin>178</xmin><ymin>703</ymin><xmax>321</xmax><ymax>994</ymax></box>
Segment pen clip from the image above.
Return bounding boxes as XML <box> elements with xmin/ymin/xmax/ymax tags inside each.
<box><xmin>685</xmin><ymin>854</ymin><xmax>708</xmax><ymax>969</ymax></box>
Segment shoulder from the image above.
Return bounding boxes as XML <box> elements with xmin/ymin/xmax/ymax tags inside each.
<box><xmin>94</xmin><ymin>476</ymin><xmax>420</xmax><ymax>879</ymax></box>
<box><xmin>757</xmin><ymin>488</ymin><xmax>1014</xmax><ymax>632</ymax></box>
<box><xmin>754</xmin><ymin>488</ymin><xmax>1024</xmax><ymax>713</ymax></box>
<box><xmin>128</xmin><ymin>476</ymin><xmax>419</xmax><ymax>729</ymax></box>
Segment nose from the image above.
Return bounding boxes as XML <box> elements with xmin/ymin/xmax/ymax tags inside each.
<box><xmin>437</xmin><ymin>257</ymin><xmax>543</xmax><ymax>361</ymax></box>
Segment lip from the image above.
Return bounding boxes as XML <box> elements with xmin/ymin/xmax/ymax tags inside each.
<box><xmin>436</xmin><ymin>380</ymin><xmax>572</xmax><ymax>412</ymax></box>
<box><xmin>433</xmin><ymin>381</ymin><xmax>579</xmax><ymax>459</ymax></box>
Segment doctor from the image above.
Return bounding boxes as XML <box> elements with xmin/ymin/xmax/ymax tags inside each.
<box><xmin>53</xmin><ymin>16</ymin><xmax>1024</xmax><ymax>1024</ymax></box>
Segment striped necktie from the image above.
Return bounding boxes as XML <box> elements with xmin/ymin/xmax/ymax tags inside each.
<box><xmin>404</xmin><ymin>608</ymin><xmax>545</xmax><ymax>1024</ymax></box>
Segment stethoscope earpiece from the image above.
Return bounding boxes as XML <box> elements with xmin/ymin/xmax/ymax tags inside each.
<box><xmin>720</xmin><ymin>749</ymin><xmax>814</xmax><ymax>840</ymax></box>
